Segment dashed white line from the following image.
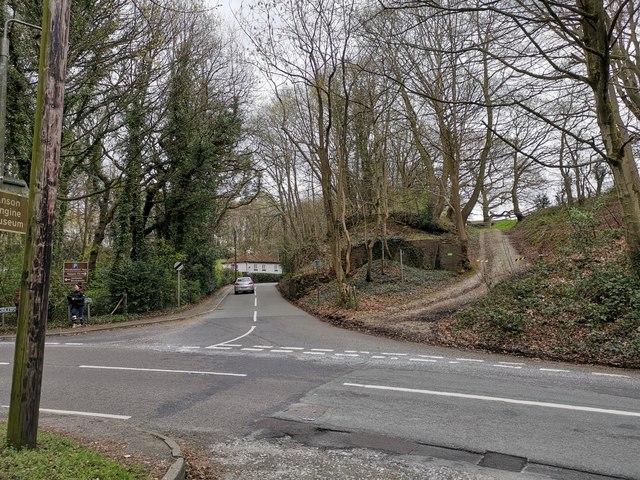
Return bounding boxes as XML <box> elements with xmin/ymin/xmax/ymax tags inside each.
<box><xmin>494</xmin><ymin>364</ymin><xmax>522</xmax><ymax>369</ymax></box>
<box><xmin>223</xmin><ymin>344</ymin><xmax>243</xmax><ymax>347</ymax></box>
<box><xmin>382</xmin><ymin>352</ymin><xmax>408</xmax><ymax>356</ymax></box>
<box><xmin>411</xmin><ymin>358</ymin><xmax>437</xmax><ymax>363</ymax></box>
<box><xmin>254</xmin><ymin>345</ymin><xmax>273</xmax><ymax>349</ymax></box>
<box><xmin>0</xmin><ymin>405</ymin><xmax>131</xmax><ymax>420</ymax></box>
<box><xmin>592</xmin><ymin>372</ymin><xmax>629</xmax><ymax>378</ymax></box>
<box><xmin>345</xmin><ymin>350</ymin><xmax>358</xmax><ymax>353</ymax></box>
<box><xmin>0</xmin><ymin>362</ymin><xmax>9</xmax><ymax>365</ymax></box>
<box><xmin>241</xmin><ymin>348</ymin><xmax>264</xmax><ymax>352</ymax></box>
<box><xmin>498</xmin><ymin>362</ymin><xmax>524</xmax><ymax>366</ymax></box>
<box><xmin>207</xmin><ymin>346</ymin><xmax>232</xmax><ymax>350</ymax></box>
<box><xmin>371</xmin><ymin>356</ymin><xmax>385</xmax><ymax>359</ymax></box>
<box><xmin>271</xmin><ymin>349</ymin><xmax>294</xmax><ymax>353</ymax></box>
<box><xmin>343</xmin><ymin>383</ymin><xmax>640</xmax><ymax>417</ymax></box>
<box><xmin>418</xmin><ymin>355</ymin><xmax>444</xmax><ymax>359</ymax></box>
<box><xmin>449</xmin><ymin>361</ymin><xmax>460</xmax><ymax>364</ymax></box>
<box><xmin>79</xmin><ymin>365</ymin><xmax>246</xmax><ymax>377</ymax></box>
<box><xmin>253</xmin><ymin>311</ymin><xmax>257</xmax><ymax>322</ymax></box>
<box><xmin>335</xmin><ymin>353</ymin><xmax>359</xmax><ymax>357</ymax></box>
<box><xmin>180</xmin><ymin>346</ymin><xmax>202</xmax><ymax>350</ymax></box>
<box><xmin>456</xmin><ymin>358</ymin><xmax>484</xmax><ymax>363</ymax></box>
<box><xmin>254</xmin><ymin>298</ymin><xmax>257</xmax><ymax>307</ymax></box>
<box><xmin>45</xmin><ymin>342</ymin><xmax>60</xmax><ymax>345</ymax></box>
<box><xmin>311</xmin><ymin>348</ymin><xmax>334</xmax><ymax>352</ymax></box>
<box><xmin>359</xmin><ymin>351</ymin><xmax>370</xmax><ymax>354</ymax></box>
<box><xmin>540</xmin><ymin>368</ymin><xmax>571</xmax><ymax>373</ymax></box>
<box><xmin>303</xmin><ymin>351</ymin><xmax>325</xmax><ymax>355</ymax></box>
<box><xmin>283</xmin><ymin>347</ymin><xmax>305</xmax><ymax>350</ymax></box>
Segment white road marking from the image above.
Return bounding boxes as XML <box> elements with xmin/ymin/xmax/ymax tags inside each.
<box><xmin>540</xmin><ymin>368</ymin><xmax>571</xmax><ymax>373</ymax></box>
<box><xmin>456</xmin><ymin>358</ymin><xmax>484</xmax><ymax>362</ymax></box>
<box><xmin>345</xmin><ymin>350</ymin><xmax>358</xmax><ymax>353</ymax></box>
<box><xmin>371</xmin><ymin>356</ymin><xmax>385</xmax><ymax>359</ymax></box>
<box><xmin>62</xmin><ymin>343</ymin><xmax>83</xmax><ymax>346</ymax></box>
<box><xmin>359</xmin><ymin>351</ymin><xmax>370</xmax><ymax>354</ymax></box>
<box><xmin>411</xmin><ymin>358</ymin><xmax>437</xmax><ymax>363</ymax></box>
<box><xmin>494</xmin><ymin>364</ymin><xmax>522</xmax><ymax>369</ymax></box>
<box><xmin>335</xmin><ymin>353</ymin><xmax>359</xmax><ymax>357</ymax></box>
<box><xmin>253</xmin><ymin>311</ymin><xmax>257</xmax><ymax>322</ymax></box>
<box><xmin>382</xmin><ymin>352</ymin><xmax>408</xmax><ymax>356</ymax></box>
<box><xmin>207</xmin><ymin>346</ymin><xmax>232</xmax><ymax>350</ymax></box>
<box><xmin>180</xmin><ymin>346</ymin><xmax>201</xmax><ymax>350</ymax></box>
<box><xmin>254</xmin><ymin>298</ymin><xmax>257</xmax><ymax>307</ymax></box>
<box><xmin>79</xmin><ymin>365</ymin><xmax>246</xmax><ymax>377</ymax></box>
<box><xmin>449</xmin><ymin>361</ymin><xmax>460</xmax><ymax>364</ymax></box>
<box><xmin>344</xmin><ymin>383</ymin><xmax>640</xmax><ymax>417</ymax></box>
<box><xmin>254</xmin><ymin>345</ymin><xmax>273</xmax><ymax>349</ymax></box>
<box><xmin>271</xmin><ymin>349</ymin><xmax>294</xmax><ymax>353</ymax></box>
<box><xmin>0</xmin><ymin>405</ymin><xmax>130</xmax><ymax>420</ymax></box>
<box><xmin>223</xmin><ymin>344</ymin><xmax>243</xmax><ymax>347</ymax></box>
<box><xmin>207</xmin><ymin>325</ymin><xmax>256</xmax><ymax>348</ymax></box>
<box><xmin>311</xmin><ymin>348</ymin><xmax>334</xmax><ymax>352</ymax></box>
<box><xmin>45</xmin><ymin>342</ymin><xmax>60</xmax><ymax>345</ymax></box>
<box><xmin>498</xmin><ymin>362</ymin><xmax>524</xmax><ymax>366</ymax></box>
<box><xmin>592</xmin><ymin>372</ymin><xmax>629</xmax><ymax>378</ymax></box>
<box><xmin>283</xmin><ymin>347</ymin><xmax>305</xmax><ymax>350</ymax></box>
<box><xmin>303</xmin><ymin>351</ymin><xmax>325</xmax><ymax>355</ymax></box>
<box><xmin>418</xmin><ymin>355</ymin><xmax>444</xmax><ymax>359</ymax></box>
<box><xmin>0</xmin><ymin>362</ymin><xmax>9</xmax><ymax>365</ymax></box>
<box><xmin>241</xmin><ymin>348</ymin><xmax>264</xmax><ymax>352</ymax></box>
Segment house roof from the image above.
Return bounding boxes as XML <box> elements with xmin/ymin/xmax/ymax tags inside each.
<box><xmin>224</xmin><ymin>256</ymin><xmax>280</xmax><ymax>264</ymax></box>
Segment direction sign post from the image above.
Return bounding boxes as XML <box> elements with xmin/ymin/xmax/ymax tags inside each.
<box><xmin>63</xmin><ymin>262</ymin><xmax>88</xmax><ymax>285</ymax></box>
<box><xmin>0</xmin><ymin>189</ymin><xmax>28</xmax><ymax>234</ymax></box>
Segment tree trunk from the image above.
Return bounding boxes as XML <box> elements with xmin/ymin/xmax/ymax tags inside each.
<box><xmin>579</xmin><ymin>0</ymin><xmax>640</xmax><ymax>268</ymax></box>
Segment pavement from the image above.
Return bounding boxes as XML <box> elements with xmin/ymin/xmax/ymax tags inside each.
<box><xmin>1</xmin><ymin>286</ymin><xmax>612</xmax><ymax>480</ymax></box>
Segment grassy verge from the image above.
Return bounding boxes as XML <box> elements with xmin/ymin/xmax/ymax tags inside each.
<box><xmin>0</xmin><ymin>424</ymin><xmax>151</xmax><ymax>480</ymax></box>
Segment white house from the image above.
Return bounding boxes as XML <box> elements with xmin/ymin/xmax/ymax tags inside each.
<box><xmin>222</xmin><ymin>256</ymin><xmax>283</xmax><ymax>275</ymax></box>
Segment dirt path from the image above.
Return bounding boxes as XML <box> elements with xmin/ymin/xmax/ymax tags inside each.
<box><xmin>328</xmin><ymin>230</ymin><xmax>527</xmax><ymax>342</ymax></box>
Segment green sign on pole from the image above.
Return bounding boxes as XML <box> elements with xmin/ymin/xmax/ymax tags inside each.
<box><xmin>0</xmin><ymin>189</ymin><xmax>27</xmax><ymax>234</ymax></box>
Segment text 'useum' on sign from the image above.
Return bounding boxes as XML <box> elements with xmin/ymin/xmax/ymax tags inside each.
<box><xmin>0</xmin><ymin>190</ymin><xmax>27</xmax><ymax>234</ymax></box>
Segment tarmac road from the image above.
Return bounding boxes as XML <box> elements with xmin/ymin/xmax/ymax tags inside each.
<box><xmin>1</xmin><ymin>283</ymin><xmax>639</xmax><ymax>479</ymax></box>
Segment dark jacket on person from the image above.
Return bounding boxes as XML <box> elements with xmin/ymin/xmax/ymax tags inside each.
<box><xmin>68</xmin><ymin>289</ymin><xmax>85</xmax><ymax>306</ymax></box>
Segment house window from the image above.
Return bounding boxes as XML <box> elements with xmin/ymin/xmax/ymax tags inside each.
<box><xmin>253</xmin><ymin>263</ymin><xmax>258</xmax><ymax>271</ymax></box>
<box><xmin>262</xmin><ymin>264</ymin><xmax>266</xmax><ymax>271</ymax></box>
<box><xmin>274</xmin><ymin>264</ymin><xmax>278</xmax><ymax>272</ymax></box>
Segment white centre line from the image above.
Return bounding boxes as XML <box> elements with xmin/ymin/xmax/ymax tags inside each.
<box><xmin>254</xmin><ymin>345</ymin><xmax>273</xmax><ymax>349</ymax></box>
<box><xmin>498</xmin><ymin>362</ymin><xmax>525</xmax><ymax>366</ymax></box>
<box><xmin>411</xmin><ymin>358</ymin><xmax>438</xmax><ymax>363</ymax></box>
<box><xmin>207</xmin><ymin>346</ymin><xmax>232</xmax><ymax>350</ymax></box>
<box><xmin>45</xmin><ymin>342</ymin><xmax>60</xmax><ymax>345</ymax></box>
<box><xmin>540</xmin><ymin>368</ymin><xmax>571</xmax><ymax>373</ymax></box>
<box><xmin>253</xmin><ymin>311</ymin><xmax>257</xmax><ymax>322</ymax></box>
<box><xmin>303</xmin><ymin>351</ymin><xmax>325</xmax><ymax>355</ymax></box>
<box><xmin>343</xmin><ymin>383</ymin><xmax>640</xmax><ymax>418</ymax></box>
<box><xmin>207</xmin><ymin>325</ymin><xmax>256</xmax><ymax>348</ymax></box>
<box><xmin>335</xmin><ymin>353</ymin><xmax>359</xmax><ymax>357</ymax></box>
<box><xmin>371</xmin><ymin>356</ymin><xmax>385</xmax><ymax>359</ymax></box>
<box><xmin>271</xmin><ymin>349</ymin><xmax>294</xmax><ymax>353</ymax></box>
<box><xmin>381</xmin><ymin>352</ymin><xmax>408</xmax><ymax>356</ymax></box>
<box><xmin>456</xmin><ymin>358</ymin><xmax>484</xmax><ymax>363</ymax></box>
<box><xmin>283</xmin><ymin>347</ymin><xmax>305</xmax><ymax>350</ymax></box>
<box><xmin>80</xmin><ymin>365</ymin><xmax>246</xmax><ymax>377</ymax></box>
<box><xmin>180</xmin><ymin>346</ymin><xmax>201</xmax><ymax>350</ymax></box>
<box><xmin>0</xmin><ymin>362</ymin><xmax>9</xmax><ymax>365</ymax></box>
<box><xmin>449</xmin><ymin>361</ymin><xmax>460</xmax><ymax>364</ymax></box>
<box><xmin>494</xmin><ymin>364</ymin><xmax>522</xmax><ymax>369</ymax></box>
<box><xmin>1</xmin><ymin>405</ymin><xmax>130</xmax><ymax>420</ymax></box>
<box><xmin>418</xmin><ymin>355</ymin><xmax>444</xmax><ymax>359</ymax></box>
<box><xmin>592</xmin><ymin>372</ymin><xmax>629</xmax><ymax>378</ymax></box>
<box><xmin>254</xmin><ymin>298</ymin><xmax>257</xmax><ymax>307</ymax></box>
<box><xmin>241</xmin><ymin>348</ymin><xmax>264</xmax><ymax>352</ymax></box>
<box><xmin>64</xmin><ymin>343</ymin><xmax>84</xmax><ymax>346</ymax></box>
<box><xmin>311</xmin><ymin>348</ymin><xmax>334</xmax><ymax>352</ymax></box>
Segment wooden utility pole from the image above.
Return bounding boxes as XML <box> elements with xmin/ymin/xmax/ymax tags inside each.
<box><xmin>7</xmin><ymin>0</ymin><xmax>71</xmax><ymax>449</ymax></box>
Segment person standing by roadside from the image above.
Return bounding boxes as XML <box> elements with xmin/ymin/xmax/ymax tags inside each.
<box><xmin>67</xmin><ymin>284</ymin><xmax>85</xmax><ymax>327</ymax></box>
